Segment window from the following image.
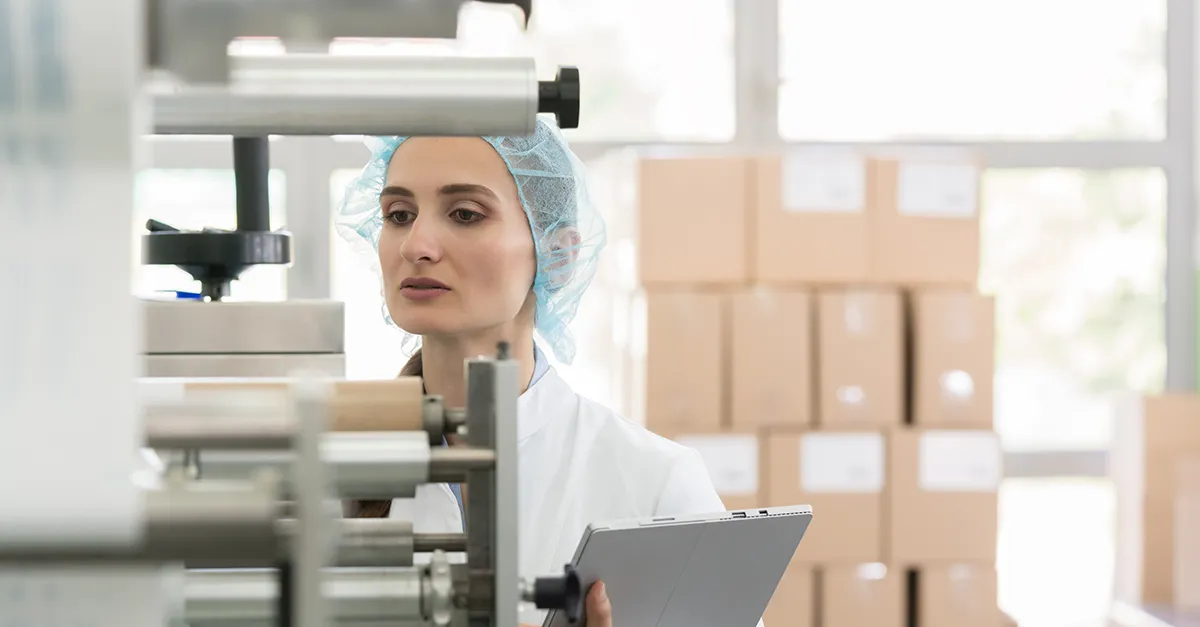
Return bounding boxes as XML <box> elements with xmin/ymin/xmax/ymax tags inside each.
<box><xmin>330</xmin><ymin>169</ymin><xmax>406</xmax><ymax>380</ymax></box>
<box><xmin>134</xmin><ymin>170</ymin><xmax>288</xmax><ymax>301</ymax></box>
<box><xmin>998</xmin><ymin>478</ymin><xmax>1114</xmax><ymax>624</ymax></box>
<box><xmin>980</xmin><ymin>169</ymin><xmax>1166</xmax><ymax>451</ymax></box>
<box><xmin>328</xmin><ymin>0</ymin><xmax>737</xmax><ymax>142</ymax></box>
<box><xmin>779</xmin><ymin>0</ymin><xmax>1166</xmax><ymax>140</ymax></box>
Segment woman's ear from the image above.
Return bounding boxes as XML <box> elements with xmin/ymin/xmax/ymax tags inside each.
<box><xmin>544</xmin><ymin>227</ymin><xmax>582</xmax><ymax>289</ymax></box>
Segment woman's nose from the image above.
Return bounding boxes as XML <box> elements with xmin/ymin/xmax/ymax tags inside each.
<box><xmin>398</xmin><ymin>216</ymin><xmax>443</xmax><ymax>264</ymax></box>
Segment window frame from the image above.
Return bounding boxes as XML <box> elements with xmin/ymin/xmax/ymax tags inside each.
<box><xmin>143</xmin><ymin>0</ymin><xmax>1197</xmax><ymax>478</ymax></box>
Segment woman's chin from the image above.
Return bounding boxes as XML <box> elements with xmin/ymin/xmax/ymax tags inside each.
<box><xmin>393</xmin><ymin>315</ymin><xmax>461</xmax><ymax>337</ymax></box>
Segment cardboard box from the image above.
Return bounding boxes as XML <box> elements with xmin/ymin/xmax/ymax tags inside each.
<box><xmin>816</xmin><ymin>289</ymin><xmax>904</xmax><ymax>428</ymax></box>
<box><xmin>1174</xmin><ymin>458</ymin><xmax>1200</xmax><ymax>612</ymax></box>
<box><xmin>1112</xmin><ymin>394</ymin><xmax>1200</xmax><ymax>605</ymax></box>
<box><xmin>764</xmin><ymin>563</ymin><xmax>814</xmax><ymax>627</ymax></box>
<box><xmin>766</xmin><ymin>431</ymin><xmax>885</xmax><ymax>563</ymax></box>
<box><xmin>731</xmin><ymin>289</ymin><xmax>814</xmax><ymax>429</ymax></box>
<box><xmin>752</xmin><ymin>151</ymin><xmax>871</xmax><ymax>283</ymax></box>
<box><xmin>918</xmin><ymin>565</ymin><xmax>1001</xmax><ymax>627</ymax></box>
<box><xmin>669</xmin><ymin>431</ymin><xmax>762</xmax><ymax>511</ymax></box>
<box><xmin>638</xmin><ymin>157</ymin><xmax>750</xmax><ymax>285</ymax></box>
<box><xmin>888</xmin><ymin>429</ymin><xmax>1001</xmax><ymax>564</ymax></box>
<box><xmin>910</xmin><ymin>291</ymin><xmax>995</xmax><ymax>429</ymax></box>
<box><xmin>821</xmin><ymin>564</ymin><xmax>904</xmax><ymax>627</ymax></box>
<box><xmin>643</xmin><ymin>290</ymin><xmax>726</xmax><ymax>433</ymax></box>
<box><xmin>869</xmin><ymin>157</ymin><xmax>981</xmax><ymax>286</ymax></box>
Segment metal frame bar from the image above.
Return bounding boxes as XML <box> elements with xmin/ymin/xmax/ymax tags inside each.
<box><xmin>140</xmin><ymin>0</ymin><xmax>1197</xmax><ymax>478</ymax></box>
<box><xmin>1164</xmin><ymin>0</ymin><xmax>1198</xmax><ymax>392</ymax></box>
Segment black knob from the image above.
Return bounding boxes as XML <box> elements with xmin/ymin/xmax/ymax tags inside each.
<box><xmin>534</xmin><ymin>564</ymin><xmax>583</xmax><ymax>624</ymax></box>
<box><xmin>538</xmin><ymin>67</ymin><xmax>581</xmax><ymax>130</ymax></box>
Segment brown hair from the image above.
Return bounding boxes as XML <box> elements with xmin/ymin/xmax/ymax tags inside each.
<box><xmin>349</xmin><ymin>349</ymin><xmax>424</xmax><ymax>518</ymax></box>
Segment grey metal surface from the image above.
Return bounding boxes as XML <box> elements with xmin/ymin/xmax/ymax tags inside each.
<box><xmin>145</xmin><ymin>407</ymin><xmax>293</xmax><ymax>451</ymax></box>
<box><xmin>152</xmin><ymin>55</ymin><xmax>538</xmax><ymax>137</ymax></box>
<box><xmin>1003</xmin><ymin>449</ymin><xmax>1109</xmax><ymax>478</ymax></box>
<box><xmin>1165</xmin><ymin>0</ymin><xmax>1198</xmax><ymax>392</ymax></box>
<box><xmin>279</xmin><ymin>519</ymin><xmax>413</xmax><ymax>568</ymax></box>
<box><xmin>182</xmin><ymin>567</ymin><xmax>427</xmax><ymax>626</ymax></box>
<box><xmin>291</xmin><ymin>378</ymin><xmax>334</xmax><ymax>627</ymax></box>
<box><xmin>143</xmin><ymin>300</ymin><xmax>345</xmax><ymax>355</ymax></box>
<box><xmin>0</xmin><ymin>479</ymin><xmax>281</xmax><ymax>563</ymax></box>
<box><xmin>165</xmin><ymin>432</ymin><xmax>432</xmax><ymax>500</ymax></box>
<box><xmin>1111</xmin><ymin>601</ymin><xmax>1200</xmax><ymax>627</ymax></box>
<box><xmin>152</xmin><ymin>0</ymin><xmax>466</xmax><ymax>83</ymax></box>
<box><xmin>465</xmin><ymin>351</ymin><xmax>521</xmax><ymax>627</ymax></box>
<box><xmin>144</xmin><ymin>354</ymin><xmax>346</xmax><ymax>378</ymax></box>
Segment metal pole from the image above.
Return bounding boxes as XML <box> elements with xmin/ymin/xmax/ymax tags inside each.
<box><xmin>464</xmin><ymin>347</ymin><xmax>521</xmax><ymax>627</ymax></box>
<box><xmin>156</xmin><ymin>436</ymin><xmax>493</xmax><ymax>499</ymax></box>
<box><xmin>152</xmin><ymin>55</ymin><xmax>539</xmax><ymax>136</ymax></box>
<box><xmin>233</xmin><ymin>136</ymin><xmax>271</xmax><ymax>232</ymax></box>
<box><xmin>0</xmin><ymin>481</ymin><xmax>282</xmax><ymax>563</ymax></box>
<box><xmin>1165</xmin><ymin>0</ymin><xmax>1198</xmax><ymax>391</ymax></box>
<box><xmin>182</xmin><ymin>568</ymin><xmax>428</xmax><ymax>626</ymax></box>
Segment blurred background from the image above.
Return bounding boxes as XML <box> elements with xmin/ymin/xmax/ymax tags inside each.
<box><xmin>134</xmin><ymin>2</ymin><xmax>1197</xmax><ymax>625</ymax></box>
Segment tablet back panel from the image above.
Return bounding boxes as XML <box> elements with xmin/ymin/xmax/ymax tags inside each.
<box><xmin>544</xmin><ymin>508</ymin><xmax>811</xmax><ymax>627</ymax></box>
<box><xmin>656</xmin><ymin>513</ymin><xmax>806</xmax><ymax>627</ymax></box>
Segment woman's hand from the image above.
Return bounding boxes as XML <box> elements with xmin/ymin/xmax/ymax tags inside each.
<box><xmin>585</xmin><ymin>581</ymin><xmax>613</xmax><ymax>627</ymax></box>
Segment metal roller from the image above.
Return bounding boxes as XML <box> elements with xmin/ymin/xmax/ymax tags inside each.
<box><xmin>141</xmin><ymin>377</ymin><xmax>429</xmax><ymax>444</ymax></box>
<box><xmin>276</xmin><ymin>519</ymin><xmax>465</xmax><ymax>568</ymax></box>
<box><xmin>157</xmin><ymin>432</ymin><xmax>494</xmax><ymax>498</ymax></box>
<box><xmin>180</xmin><ymin>565</ymin><xmax>435</xmax><ymax>627</ymax></box>
<box><xmin>0</xmin><ymin>479</ymin><xmax>282</xmax><ymax>564</ymax></box>
<box><xmin>152</xmin><ymin>55</ymin><xmax>539</xmax><ymax>136</ymax></box>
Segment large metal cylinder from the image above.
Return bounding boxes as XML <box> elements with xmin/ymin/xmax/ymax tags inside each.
<box><xmin>176</xmin><ymin>431</ymin><xmax>433</xmax><ymax>499</ymax></box>
<box><xmin>141</xmin><ymin>377</ymin><xmax>428</xmax><ymax>442</ymax></box>
<box><xmin>152</xmin><ymin>55</ymin><xmax>538</xmax><ymax>136</ymax></box>
<box><xmin>163</xmin><ymin>433</ymin><xmax>495</xmax><ymax>499</ymax></box>
<box><xmin>0</xmin><ymin>481</ymin><xmax>282</xmax><ymax>563</ymax></box>
<box><xmin>182</xmin><ymin>567</ymin><xmax>427</xmax><ymax>626</ymax></box>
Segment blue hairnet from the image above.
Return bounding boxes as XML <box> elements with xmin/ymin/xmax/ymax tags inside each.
<box><xmin>334</xmin><ymin>116</ymin><xmax>607</xmax><ymax>365</ymax></box>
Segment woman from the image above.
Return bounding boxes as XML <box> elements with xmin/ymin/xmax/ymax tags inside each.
<box><xmin>335</xmin><ymin>118</ymin><xmax>728</xmax><ymax>627</ymax></box>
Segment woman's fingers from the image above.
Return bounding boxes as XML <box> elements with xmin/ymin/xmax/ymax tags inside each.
<box><xmin>585</xmin><ymin>581</ymin><xmax>613</xmax><ymax>627</ymax></box>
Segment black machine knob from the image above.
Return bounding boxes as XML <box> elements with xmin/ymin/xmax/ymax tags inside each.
<box><xmin>539</xmin><ymin>67</ymin><xmax>581</xmax><ymax>130</ymax></box>
<box><xmin>533</xmin><ymin>564</ymin><xmax>584</xmax><ymax>624</ymax></box>
<box><xmin>141</xmin><ymin>137</ymin><xmax>292</xmax><ymax>301</ymax></box>
<box><xmin>141</xmin><ymin>222</ymin><xmax>292</xmax><ymax>301</ymax></box>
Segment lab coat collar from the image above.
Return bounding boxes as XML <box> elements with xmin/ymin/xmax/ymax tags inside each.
<box><xmin>516</xmin><ymin>364</ymin><xmax>568</xmax><ymax>443</ymax></box>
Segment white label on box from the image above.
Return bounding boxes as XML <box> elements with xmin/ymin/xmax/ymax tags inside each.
<box><xmin>781</xmin><ymin>150</ymin><xmax>866</xmax><ymax>213</ymax></box>
<box><xmin>897</xmin><ymin>162</ymin><xmax>979</xmax><ymax>218</ymax></box>
<box><xmin>800</xmin><ymin>433</ymin><xmax>885</xmax><ymax>493</ymax></box>
<box><xmin>919</xmin><ymin>431</ymin><xmax>1002</xmax><ymax>492</ymax></box>
<box><xmin>678</xmin><ymin>434</ymin><xmax>759</xmax><ymax>495</ymax></box>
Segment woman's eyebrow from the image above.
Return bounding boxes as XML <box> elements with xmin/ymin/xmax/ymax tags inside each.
<box><xmin>380</xmin><ymin>185</ymin><xmax>415</xmax><ymax>198</ymax></box>
<box><xmin>439</xmin><ymin>183</ymin><xmax>498</xmax><ymax>200</ymax></box>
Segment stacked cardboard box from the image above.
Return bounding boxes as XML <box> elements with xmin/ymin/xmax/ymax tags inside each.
<box><xmin>1112</xmin><ymin>394</ymin><xmax>1200</xmax><ymax>613</ymax></box>
<box><xmin>637</xmin><ymin>149</ymin><xmax>1006</xmax><ymax>627</ymax></box>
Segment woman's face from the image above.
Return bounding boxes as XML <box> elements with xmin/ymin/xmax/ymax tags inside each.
<box><xmin>377</xmin><ymin>137</ymin><xmax>537</xmax><ymax>339</ymax></box>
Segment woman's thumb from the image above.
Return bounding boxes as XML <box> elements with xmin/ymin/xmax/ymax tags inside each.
<box><xmin>585</xmin><ymin>582</ymin><xmax>612</xmax><ymax>627</ymax></box>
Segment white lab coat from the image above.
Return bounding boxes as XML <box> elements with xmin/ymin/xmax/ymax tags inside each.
<box><xmin>389</xmin><ymin>364</ymin><xmax>730</xmax><ymax>625</ymax></box>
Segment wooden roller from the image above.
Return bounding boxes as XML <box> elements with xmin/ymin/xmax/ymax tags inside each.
<box><xmin>144</xmin><ymin>377</ymin><xmax>426</xmax><ymax>432</ymax></box>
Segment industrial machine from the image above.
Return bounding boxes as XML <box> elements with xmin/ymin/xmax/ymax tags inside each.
<box><xmin>0</xmin><ymin>1</ymin><xmax>582</xmax><ymax>626</ymax></box>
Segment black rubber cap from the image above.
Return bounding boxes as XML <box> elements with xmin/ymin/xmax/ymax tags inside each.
<box><xmin>538</xmin><ymin>66</ymin><xmax>581</xmax><ymax>130</ymax></box>
<box><xmin>534</xmin><ymin>564</ymin><xmax>583</xmax><ymax>624</ymax></box>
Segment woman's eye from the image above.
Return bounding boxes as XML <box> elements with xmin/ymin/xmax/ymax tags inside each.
<box><xmin>451</xmin><ymin>208</ymin><xmax>483</xmax><ymax>223</ymax></box>
<box><xmin>386</xmin><ymin>210</ymin><xmax>415</xmax><ymax>225</ymax></box>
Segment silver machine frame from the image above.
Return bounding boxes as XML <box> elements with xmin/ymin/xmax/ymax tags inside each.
<box><xmin>0</xmin><ymin>1</ymin><xmax>580</xmax><ymax>626</ymax></box>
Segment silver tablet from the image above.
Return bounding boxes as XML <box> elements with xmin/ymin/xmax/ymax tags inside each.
<box><xmin>542</xmin><ymin>505</ymin><xmax>813</xmax><ymax>627</ymax></box>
